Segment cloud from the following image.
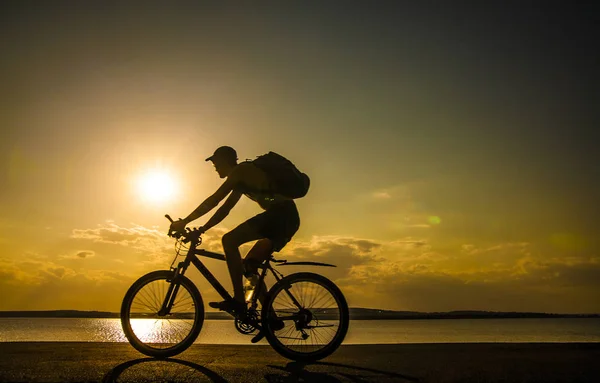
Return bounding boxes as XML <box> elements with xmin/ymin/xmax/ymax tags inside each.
<box><xmin>334</xmin><ymin>255</ymin><xmax>600</xmax><ymax>313</ymax></box>
<box><xmin>197</xmin><ymin>227</ymin><xmax>231</xmax><ymax>253</ymax></box>
<box><xmin>284</xmin><ymin>235</ymin><xmax>440</xmax><ymax>272</ymax></box>
<box><xmin>0</xmin><ymin>254</ymin><xmax>144</xmax><ymax>311</ymax></box>
<box><xmin>461</xmin><ymin>242</ymin><xmax>530</xmax><ymax>256</ymax></box>
<box><xmin>0</xmin><ymin>258</ymin><xmax>29</xmax><ymax>284</ymax></box>
<box><xmin>70</xmin><ymin>221</ymin><xmax>243</xmax><ymax>259</ymax></box>
<box><xmin>76</xmin><ymin>250</ymin><xmax>95</xmax><ymax>259</ymax></box>
<box><xmin>279</xmin><ymin>236</ymin><xmax>600</xmax><ymax>313</ymax></box>
<box><xmin>372</xmin><ymin>191</ymin><xmax>392</xmax><ymax>199</ymax></box>
<box><xmin>71</xmin><ymin>222</ymin><xmax>165</xmax><ymax>246</ymax></box>
<box><xmin>71</xmin><ymin>221</ymin><xmax>173</xmax><ymax>263</ymax></box>
<box><xmin>45</xmin><ymin>267</ymin><xmax>67</xmax><ymax>279</ymax></box>
<box><xmin>278</xmin><ymin>235</ymin><xmax>441</xmax><ymax>285</ymax></box>
<box><xmin>5</xmin><ymin>218</ymin><xmax>598</xmax><ymax>313</ymax></box>
<box><xmin>59</xmin><ymin>250</ymin><xmax>96</xmax><ymax>260</ymax></box>
<box><xmin>369</xmin><ymin>185</ymin><xmax>411</xmax><ymax>203</ymax></box>
<box><xmin>391</xmin><ymin>239</ymin><xmax>428</xmax><ymax>248</ymax></box>
<box><xmin>286</xmin><ymin>236</ymin><xmax>382</xmax><ymax>266</ymax></box>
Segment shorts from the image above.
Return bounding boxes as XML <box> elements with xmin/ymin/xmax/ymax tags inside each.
<box><xmin>245</xmin><ymin>200</ymin><xmax>300</xmax><ymax>252</ymax></box>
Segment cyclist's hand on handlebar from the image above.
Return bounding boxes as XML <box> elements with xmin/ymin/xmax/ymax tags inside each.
<box><xmin>168</xmin><ymin>219</ymin><xmax>187</xmax><ymax>237</ymax></box>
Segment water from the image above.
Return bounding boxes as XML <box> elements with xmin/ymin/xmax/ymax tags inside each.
<box><xmin>1</xmin><ymin>318</ymin><xmax>599</xmax><ymax>344</ymax></box>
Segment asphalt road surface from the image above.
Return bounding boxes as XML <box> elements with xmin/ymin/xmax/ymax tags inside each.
<box><xmin>0</xmin><ymin>342</ymin><xmax>598</xmax><ymax>382</ymax></box>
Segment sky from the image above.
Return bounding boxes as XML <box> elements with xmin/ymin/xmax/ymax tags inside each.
<box><xmin>1</xmin><ymin>2</ymin><xmax>598</xmax><ymax>313</ymax></box>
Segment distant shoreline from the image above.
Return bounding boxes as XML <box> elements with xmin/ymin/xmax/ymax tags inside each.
<box><xmin>1</xmin><ymin>309</ymin><xmax>598</xmax><ymax>320</ymax></box>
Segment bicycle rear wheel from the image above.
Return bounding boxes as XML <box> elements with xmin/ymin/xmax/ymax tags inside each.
<box><xmin>120</xmin><ymin>270</ymin><xmax>204</xmax><ymax>358</ymax></box>
<box><xmin>262</xmin><ymin>272</ymin><xmax>349</xmax><ymax>362</ymax></box>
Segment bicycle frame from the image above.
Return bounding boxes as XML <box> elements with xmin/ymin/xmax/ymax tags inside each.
<box><xmin>159</xmin><ymin>239</ymin><xmax>230</xmax><ymax>315</ymax></box>
<box><xmin>159</xmin><ymin>235</ymin><xmax>337</xmax><ymax>320</ymax></box>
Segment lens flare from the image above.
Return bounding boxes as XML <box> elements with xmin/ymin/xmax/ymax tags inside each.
<box><xmin>428</xmin><ymin>216</ymin><xmax>441</xmax><ymax>225</ymax></box>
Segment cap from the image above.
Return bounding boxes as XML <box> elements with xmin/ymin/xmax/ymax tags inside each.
<box><xmin>205</xmin><ymin>146</ymin><xmax>238</xmax><ymax>162</ymax></box>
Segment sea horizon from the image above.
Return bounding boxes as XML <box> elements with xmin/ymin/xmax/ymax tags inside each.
<box><xmin>1</xmin><ymin>308</ymin><xmax>598</xmax><ymax>320</ymax></box>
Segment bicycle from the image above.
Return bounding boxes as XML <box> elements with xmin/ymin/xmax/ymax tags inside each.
<box><xmin>120</xmin><ymin>214</ymin><xmax>349</xmax><ymax>362</ymax></box>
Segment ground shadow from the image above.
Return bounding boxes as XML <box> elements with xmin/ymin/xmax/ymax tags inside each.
<box><xmin>266</xmin><ymin>360</ymin><xmax>419</xmax><ymax>383</ymax></box>
<box><xmin>102</xmin><ymin>357</ymin><xmax>228</xmax><ymax>383</ymax></box>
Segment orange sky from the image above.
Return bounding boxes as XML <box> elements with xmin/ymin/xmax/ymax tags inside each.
<box><xmin>1</xmin><ymin>3</ymin><xmax>598</xmax><ymax>313</ymax></box>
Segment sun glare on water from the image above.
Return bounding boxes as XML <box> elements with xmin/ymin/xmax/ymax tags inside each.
<box><xmin>136</xmin><ymin>169</ymin><xmax>178</xmax><ymax>204</ymax></box>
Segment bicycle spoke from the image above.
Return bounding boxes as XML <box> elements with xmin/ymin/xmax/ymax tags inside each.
<box><xmin>136</xmin><ymin>288</ymin><xmax>159</xmax><ymax>313</ymax></box>
<box><xmin>133</xmin><ymin>297</ymin><xmax>156</xmax><ymax>315</ymax></box>
<box><xmin>148</xmin><ymin>284</ymin><xmax>164</xmax><ymax>310</ymax></box>
<box><xmin>273</xmin><ymin>295</ymin><xmax>297</xmax><ymax>311</ymax></box>
<box><xmin>171</xmin><ymin>295</ymin><xmax>194</xmax><ymax>311</ymax></box>
<box><xmin>143</xmin><ymin>284</ymin><xmax>163</xmax><ymax>309</ymax></box>
<box><xmin>171</xmin><ymin>298</ymin><xmax>192</xmax><ymax>311</ymax></box>
<box><xmin>309</xmin><ymin>282</ymin><xmax>321</xmax><ymax>309</ymax></box>
<box><xmin>309</xmin><ymin>286</ymin><xmax>330</xmax><ymax>309</ymax></box>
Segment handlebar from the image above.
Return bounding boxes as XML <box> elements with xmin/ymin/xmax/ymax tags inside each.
<box><xmin>165</xmin><ymin>214</ymin><xmax>203</xmax><ymax>244</ymax></box>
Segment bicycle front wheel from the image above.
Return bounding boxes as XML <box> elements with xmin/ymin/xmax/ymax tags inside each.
<box><xmin>120</xmin><ymin>270</ymin><xmax>204</xmax><ymax>358</ymax></box>
<box><xmin>262</xmin><ymin>272</ymin><xmax>349</xmax><ymax>362</ymax></box>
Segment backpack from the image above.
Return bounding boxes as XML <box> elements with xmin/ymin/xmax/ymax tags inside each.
<box><xmin>252</xmin><ymin>152</ymin><xmax>310</xmax><ymax>199</ymax></box>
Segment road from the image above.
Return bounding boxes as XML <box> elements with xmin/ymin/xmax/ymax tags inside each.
<box><xmin>0</xmin><ymin>342</ymin><xmax>598</xmax><ymax>382</ymax></box>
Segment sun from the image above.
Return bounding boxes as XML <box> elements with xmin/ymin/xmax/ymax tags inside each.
<box><xmin>136</xmin><ymin>169</ymin><xmax>178</xmax><ymax>204</ymax></box>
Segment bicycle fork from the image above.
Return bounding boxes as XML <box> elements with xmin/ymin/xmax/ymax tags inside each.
<box><xmin>157</xmin><ymin>264</ymin><xmax>186</xmax><ymax>316</ymax></box>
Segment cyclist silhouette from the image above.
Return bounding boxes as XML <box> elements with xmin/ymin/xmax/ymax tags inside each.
<box><xmin>169</xmin><ymin>146</ymin><xmax>300</xmax><ymax>315</ymax></box>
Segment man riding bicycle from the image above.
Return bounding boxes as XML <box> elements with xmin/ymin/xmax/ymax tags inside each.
<box><xmin>168</xmin><ymin>146</ymin><xmax>304</xmax><ymax>318</ymax></box>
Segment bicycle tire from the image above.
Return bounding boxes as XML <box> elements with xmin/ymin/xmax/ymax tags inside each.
<box><xmin>262</xmin><ymin>272</ymin><xmax>349</xmax><ymax>362</ymax></box>
<box><xmin>120</xmin><ymin>270</ymin><xmax>204</xmax><ymax>358</ymax></box>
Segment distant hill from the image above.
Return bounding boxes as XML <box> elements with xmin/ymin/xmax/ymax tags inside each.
<box><xmin>347</xmin><ymin>308</ymin><xmax>599</xmax><ymax>320</ymax></box>
<box><xmin>0</xmin><ymin>309</ymin><xmax>597</xmax><ymax>320</ymax></box>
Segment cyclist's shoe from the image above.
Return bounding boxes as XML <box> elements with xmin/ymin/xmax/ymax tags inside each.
<box><xmin>251</xmin><ymin>331</ymin><xmax>265</xmax><ymax>343</ymax></box>
<box><xmin>250</xmin><ymin>317</ymin><xmax>285</xmax><ymax>343</ymax></box>
<box><xmin>209</xmin><ymin>299</ymin><xmax>246</xmax><ymax>317</ymax></box>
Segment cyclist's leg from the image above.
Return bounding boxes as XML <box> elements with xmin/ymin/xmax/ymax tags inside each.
<box><xmin>245</xmin><ymin>239</ymin><xmax>273</xmax><ymax>272</ymax></box>
<box><xmin>246</xmin><ymin>201</ymin><xmax>300</xmax><ymax>307</ymax></box>
<box><xmin>247</xmin><ymin>202</ymin><xmax>300</xmax><ymax>341</ymax></box>
<box><xmin>221</xmin><ymin>221</ymin><xmax>265</xmax><ymax>305</ymax></box>
<box><xmin>244</xmin><ymin>239</ymin><xmax>274</xmax><ymax>307</ymax></box>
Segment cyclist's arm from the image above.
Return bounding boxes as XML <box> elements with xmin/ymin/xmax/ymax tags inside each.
<box><xmin>202</xmin><ymin>190</ymin><xmax>242</xmax><ymax>231</ymax></box>
<box><xmin>183</xmin><ymin>176</ymin><xmax>238</xmax><ymax>224</ymax></box>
